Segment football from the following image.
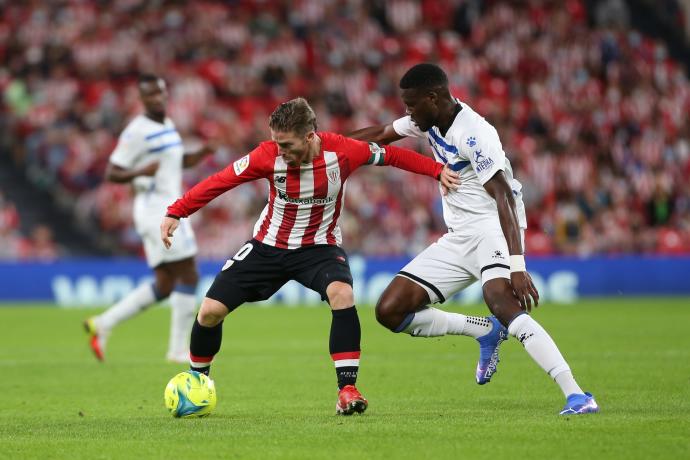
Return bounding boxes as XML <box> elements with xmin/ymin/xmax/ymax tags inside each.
<box><xmin>164</xmin><ymin>371</ymin><xmax>217</xmax><ymax>418</ymax></box>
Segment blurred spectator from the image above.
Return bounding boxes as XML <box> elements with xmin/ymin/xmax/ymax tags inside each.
<box><xmin>1</xmin><ymin>0</ymin><xmax>689</xmax><ymax>258</ymax></box>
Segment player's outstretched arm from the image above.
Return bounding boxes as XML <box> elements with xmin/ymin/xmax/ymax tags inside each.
<box><xmin>166</xmin><ymin>145</ymin><xmax>269</xmax><ymax>223</ymax></box>
<box><xmin>483</xmin><ymin>171</ymin><xmax>539</xmax><ymax>311</ymax></box>
<box><xmin>379</xmin><ymin>143</ymin><xmax>459</xmax><ymax>191</ymax></box>
<box><xmin>183</xmin><ymin>141</ymin><xmax>218</xmax><ymax>168</ymax></box>
<box><xmin>348</xmin><ymin>124</ymin><xmax>404</xmax><ymax>145</ymax></box>
<box><xmin>105</xmin><ymin>161</ymin><xmax>159</xmax><ymax>183</ymax></box>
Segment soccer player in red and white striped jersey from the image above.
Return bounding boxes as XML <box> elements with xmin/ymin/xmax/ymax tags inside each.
<box><xmin>160</xmin><ymin>97</ymin><xmax>458</xmax><ymax>415</ymax></box>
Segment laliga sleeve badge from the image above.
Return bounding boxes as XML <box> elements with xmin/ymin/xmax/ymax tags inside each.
<box><xmin>233</xmin><ymin>154</ymin><xmax>250</xmax><ymax>175</ymax></box>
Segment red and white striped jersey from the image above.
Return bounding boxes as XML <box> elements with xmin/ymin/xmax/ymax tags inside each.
<box><xmin>168</xmin><ymin>132</ymin><xmax>442</xmax><ymax>249</ymax></box>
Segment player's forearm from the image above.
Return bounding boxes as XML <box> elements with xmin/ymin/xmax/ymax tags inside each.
<box><xmin>105</xmin><ymin>168</ymin><xmax>141</xmax><ymax>184</ymax></box>
<box><xmin>348</xmin><ymin>125</ymin><xmax>402</xmax><ymax>145</ymax></box>
<box><xmin>495</xmin><ymin>191</ymin><xmax>523</xmax><ymax>256</ymax></box>
<box><xmin>382</xmin><ymin>145</ymin><xmax>443</xmax><ymax>179</ymax></box>
<box><xmin>167</xmin><ymin>172</ymin><xmax>234</xmax><ymax>218</ymax></box>
<box><xmin>183</xmin><ymin>146</ymin><xmax>214</xmax><ymax>168</ymax></box>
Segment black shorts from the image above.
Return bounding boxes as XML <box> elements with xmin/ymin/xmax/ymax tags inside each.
<box><xmin>206</xmin><ymin>239</ymin><xmax>353</xmax><ymax>312</ymax></box>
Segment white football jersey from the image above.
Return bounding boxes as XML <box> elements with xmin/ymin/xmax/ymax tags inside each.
<box><xmin>109</xmin><ymin>115</ymin><xmax>185</xmax><ymax>209</ymax></box>
<box><xmin>393</xmin><ymin>100</ymin><xmax>527</xmax><ymax>235</ymax></box>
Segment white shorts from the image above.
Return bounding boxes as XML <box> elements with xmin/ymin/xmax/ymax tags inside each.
<box><xmin>134</xmin><ymin>206</ymin><xmax>197</xmax><ymax>268</ymax></box>
<box><xmin>398</xmin><ymin>228</ymin><xmax>523</xmax><ymax>304</ymax></box>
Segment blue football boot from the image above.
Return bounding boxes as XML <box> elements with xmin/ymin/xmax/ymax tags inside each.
<box><xmin>475</xmin><ymin>316</ymin><xmax>508</xmax><ymax>384</ymax></box>
<box><xmin>559</xmin><ymin>392</ymin><xmax>599</xmax><ymax>415</ymax></box>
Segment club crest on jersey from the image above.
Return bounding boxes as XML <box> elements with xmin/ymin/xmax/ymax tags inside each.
<box><xmin>233</xmin><ymin>154</ymin><xmax>250</xmax><ymax>175</ymax></box>
<box><xmin>466</xmin><ymin>136</ymin><xmax>477</xmax><ymax>148</ymax></box>
<box><xmin>327</xmin><ymin>169</ymin><xmax>340</xmax><ymax>184</ymax></box>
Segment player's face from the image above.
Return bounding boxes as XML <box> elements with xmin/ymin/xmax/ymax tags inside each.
<box><xmin>271</xmin><ymin>129</ymin><xmax>314</xmax><ymax>166</ymax></box>
<box><xmin>401</xmin><ymin>88</ymin><xmax>437</xmax><ymax>132</ymax></box>
<box><xmin>139</xmin><ymin>79</ymin><xmax>168</xmax><ymax>118</ymax></box>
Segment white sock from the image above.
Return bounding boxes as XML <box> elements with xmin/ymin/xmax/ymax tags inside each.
<box><xmin>94</xmin><ymin>283</ymin><xmax>157</xmax><ymax>338</ymax></box>
<box><xmin>403</xmin><ymin>308</ymin><xmax>492</xmax><ymax>338</ymax></box>
<box><xmin>554</xmin><ymin>371</ymin><xmax>584</xmax><ymax>397</ymax></box>
<box><xmin>168</xmin><ymin>288</ymin><xmax>197</xmax><ymax>358</ymax></box>
<box><xmin>508</xmin><ymin>314</ymin><xmax>584</xmax><ymax>397</ymax></box>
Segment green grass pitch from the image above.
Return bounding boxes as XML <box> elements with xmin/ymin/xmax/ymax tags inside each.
<box><xmin>1</xmin><ymin>298</ymin><xmax>689</xmax><ymax>459</ymax></box>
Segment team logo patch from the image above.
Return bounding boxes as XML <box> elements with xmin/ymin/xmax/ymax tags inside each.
<box><xmin>466</xmin><ymin>136</ymin><xmax>477</xmax><ymax>147</ymax></box>
<box><xmin>328</xmin><ymin>169</ymin><xmax>340</xmax><ymax>184</ymax></box>
<box><xmin>492</xmin><ymin>250</ymin><xmax>505</xmax><ymax>259</ymax></box>
<box><xmin>233</xmin><ymin>154</ymin><xmax>250</xmax><ymax>175</ymax></box>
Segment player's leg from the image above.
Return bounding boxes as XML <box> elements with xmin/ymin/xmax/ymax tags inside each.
<box><xmin>160</xmin><ymin>257</ymin><xmax>199</xmax><ymax>363</ymax></box>
<box><xmin>291</xmin><ymin>246</ymin><xmax>366</xmax><ymax>415</ymax></box>
<box><xmin>188</xmin><ymin>297</ymin><xmax>228</xmax><ymax>376</ymax></box>
<box><xmin>377</xmin><ymin>234</ymin><xmax>509</xmax><ymax>384</ymax></box>
<box><xmin>84</xmin><ymin>225</ymin><xmax>173</xmax><ymax>360</ymax></box>
<box><xmin>189</xmin><ymin>240</ymin><xmax>288</xmax><ymax>376</ymax></box>
<box><xmin>84</xmin><ymin>268</ymin><xmax>169</xmax><ymax>361</ymax></box>
<box><xmin>479</xmin><ymin>234</ymin><xmax>598</xmax><ymax>414</ymax></box>
<box><xmin>159</xmin><ymin>218</ymin><xmax>200</xmax><ymax>362</ymax></box>
<box><xmin>377</xmin><ymin>235</ymin><xmax>497</xmax><ymax>341</ymax></box>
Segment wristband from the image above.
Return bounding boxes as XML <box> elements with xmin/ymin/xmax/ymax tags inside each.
<box><xmin>165</xmin><ymin>213</ymin><xmax>180</xmax><ymax>220</ymax></box>
<box><xmin>510</xmin><ymin>255</ymin><xmax>526</xmax><ymax>273</ymax></box>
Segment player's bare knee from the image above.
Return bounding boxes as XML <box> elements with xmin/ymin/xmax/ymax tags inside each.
<box><xmin>374</xmin><ymin>294</ymin><xmax>400</xmax><ymax>329</ymax></box>
<box><xmin>483</xmin><ymin>279</ymin><xmax>520</xmax><ymax>326</ymax></box>
<box><xmin>153</xmin><ymin>268</ymin><xmax>175</xmax><ymax>298</ymax></box>
<box><xmin>326</xmin><ymin>281</ymin><xmax>354</xmax><ymax>310</ymax></box>
<box><xmin>197</xmin><ymin>298</ymin><xmax>228</xmax><ymax>326</ymax></box>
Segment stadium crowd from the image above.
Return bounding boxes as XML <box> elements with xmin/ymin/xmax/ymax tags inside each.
<box><xmin>1</xmin><ymin>0</ymin><xmax>690</xmax><ymax>260</ymax></box>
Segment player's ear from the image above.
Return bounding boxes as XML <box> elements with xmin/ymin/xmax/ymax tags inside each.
<box><xmin>305</xmin><ymin>131</ymin><xmax>316</xmax><ymax>142</ymax></box>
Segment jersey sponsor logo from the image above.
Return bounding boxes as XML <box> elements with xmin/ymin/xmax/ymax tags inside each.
<box><xmin>233</xmin><ymin>154</ymin><xmax>250</xmax><ymax>175</ymax></box>
<box><xmin>274</xmin><ymin>175</ymin><xmax>286</xmax><ymax>183</ymax></box>
<box><xmin>474</xmin><ymin>149</ymin><xmax>494</xmax><ymax>173</ymax></box>
<box><xmin>492</xmin><ymin>250</ymin><xmax>505</xmax><ymax>259</ymax></box>
<box><xmin>276</xmin><ymin>189</ymin><xmax>334</xmax><ymax>205</ymax></box>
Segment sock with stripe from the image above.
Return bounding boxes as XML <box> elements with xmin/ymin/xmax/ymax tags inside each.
<box><xmin>395</xmin><ymin>307</ymin><xmax>492</xmax><ymax>338</ymax></box>
<box><xmin>329</xmin><ymin>306</ymin><xmax>361</xmax><ymax>389</ymax></box>
<box><xmin>167</xmin><ymin>284</ymin><xmax>197</xmax><ymax>360</ymax></box>
<box><xmin>189</xmin><ymin>317</ymin><xmax>223</xmax><ymax>376</ymax></box>
<box><xmin>508</xmin><ymin>313</ymin><xmax>584</xmax><ymax>397</ymax></box>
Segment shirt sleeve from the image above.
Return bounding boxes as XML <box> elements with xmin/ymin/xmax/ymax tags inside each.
<box><xmin>463</xmin><ymin>132</ymin><xmax>506</xmax><ymax>185</ymax></box>
<box><xmin>342</xmin><ymin>135</ymin><xmax>443</xmax><ymax>180</ymax></box>
<box><xmin>392</xmin><ymin>116</ymin><xmax>426</xmax><ymax>139</ymax></box>
<box><xmin>109</xmin><ymin>126</ymin><xmax>145</xmax><ymax>169</ymax></box>
<box><xmin>167</xmin><ymin>144</ymin><xmax>271</xmax><ymax>218</ymax></box>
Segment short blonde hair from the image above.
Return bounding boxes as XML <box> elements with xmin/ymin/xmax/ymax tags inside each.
<box><xmin>268</xmin><ymin>97</ymin><xmax>317</xmax><ymax>136</ymax></box>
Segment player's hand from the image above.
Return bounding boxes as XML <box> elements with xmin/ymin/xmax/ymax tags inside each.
<box><xmin>139</xmin><ymin>161</ymin><xmax>160</xmax><ymax>177</ymax></box>
<box><xmin>439</xmin><ymin>164</ymin><xmax>460</xmax><ymax>196</ymax></box>
<box><xmin>511</xmin><ymin>271</ymin><xmax>540</xmax><ymax>312</ymax></box>
<box><xmin>160</xmin><ymin>216</ymin><xmax>179</xmax><ymax>249</ymax></box>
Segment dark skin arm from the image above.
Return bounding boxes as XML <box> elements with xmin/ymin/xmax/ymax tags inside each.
<box><xmin>347</xmin><ymin>124</ymin><xmax>404</xmax><ymax>145</ymax></box>
<box><xmin>182</xmin><ymin>142</ymin><xmax>217</xmax><ymax>168</ymax></box>
<box><xmin>483</xmin><ymin>171</ymin><xmax>540</xmax><ymax>311</ymax></box>
<box><xmin>105</xmin><ymin>161</ymin><xmax>159</xmax><ymax>183</ymax></box>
